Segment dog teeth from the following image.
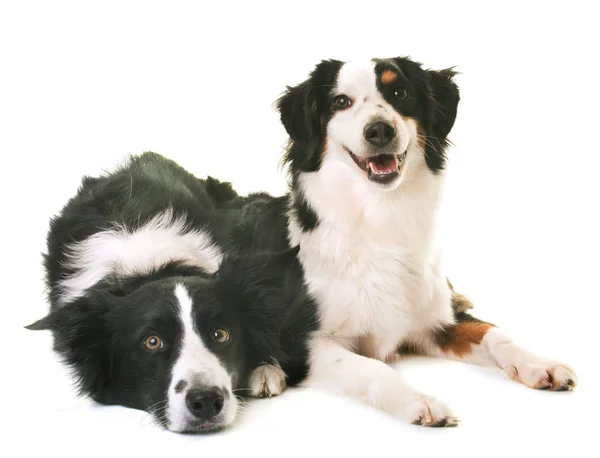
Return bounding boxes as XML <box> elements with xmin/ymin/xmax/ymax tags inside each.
<box><xmin>368</xmin><ymin>163</ymin><xmax>387</xmax><ymax>175</ymax></box>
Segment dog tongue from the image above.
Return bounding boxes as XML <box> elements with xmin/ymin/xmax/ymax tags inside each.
<box><xmin>367</xmin><ymin>155</ymin><xmax>398</xmax><ymax>174</ymax></box>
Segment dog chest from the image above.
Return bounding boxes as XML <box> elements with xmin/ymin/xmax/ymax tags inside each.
<box><xmin>297</xmin><ymin>225</ymin><xmax>432</xmax><ymax>341</ymax></box>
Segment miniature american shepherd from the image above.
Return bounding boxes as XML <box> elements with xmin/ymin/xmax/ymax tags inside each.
<box><xmin>28</xmin><ymin>55</ymin><xmax>576</xmax><ymax>432</ymax></box>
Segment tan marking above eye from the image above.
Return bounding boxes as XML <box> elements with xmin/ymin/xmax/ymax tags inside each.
<box><xmin>213</xmin><ymin>329</ymin><xmax>230</xmax><ymax>344</ymax></box>
<box><xmin>144</xmin><ymin>335</ymin><xmax>162</xmax><ymax>351</ymax></box>
<box><xmin>381</xmin><ymin>70</ymin><xmax>397</xmax><ymax>85</ymax></box>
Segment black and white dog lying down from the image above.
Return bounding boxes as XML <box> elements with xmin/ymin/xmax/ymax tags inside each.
<box><xmin>27</xmin><ymin>152</ymin><xmax>319</xmax><ymax>433</ymax></box>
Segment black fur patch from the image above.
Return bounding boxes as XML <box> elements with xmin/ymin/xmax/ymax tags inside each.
<box><xmin>205</xmin><ymin>176</ymin><xmax>238</xmax><ymax>206</ymax></box>
<box><xmin>374</xmin><ymin>57</ymin><xmax>460</xmax><ymax>173</ymax></box>
<box><xmin>292</xmin><ymin>192</ymin><xmax>319</xmax><ymax>231</ymax></box>
<box><xmin>174</xmin><ymin>380</ymin><xmax>187</xmax><ymax>393</ymax></box>
<box><xmin>276</xmin><ymin>59</ymin><xmax>343</xmax><ymax>172</ymax></box>
<box><xmin>289</xmin><ymin>174</ymin><xmax>319</xmax><ymax>231</ymax></box>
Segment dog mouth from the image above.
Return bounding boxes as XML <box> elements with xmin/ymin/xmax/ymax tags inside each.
<box><xmin>345</xmin><ymin>147</ymin><xmax>407</xmax><ymax>185</ymax></box>
<box><xmin>181</xmin><ymin>420</ymin><xmax>227</xmax><ymax>434</ymax></box>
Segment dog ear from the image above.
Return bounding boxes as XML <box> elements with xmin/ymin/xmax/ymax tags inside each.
<box><xmin>25</xmin><ymin>293</ymin><xmax>115</xmax><ymax>398</ymax></box>
<box><xmin>276</xmin><ymin>59</ymin><xmax>342</xmax><ymax>172</ymax></box>
<box><xmin>276</xmin><ymin>79</ymin><xmax>323</xmax><ymax>171</ymax></box>
<box><xmin>424</xmin><ymin>68</ymin><xmax>460</xmax><ymax>172</ymax></box>
<box><xmin>427</xmin><ymin>68</ymin><xmax>460</xmax><ymax>141</ymax></box>
<box><xmin>25</xmin><ymin>293</ymin><xmax>113</xmax><ymax>333</ymax></box>
<box><xmin>25</xmin><ymin>314</ymin><xmax>57</xmax><ymax>331</ymax></box>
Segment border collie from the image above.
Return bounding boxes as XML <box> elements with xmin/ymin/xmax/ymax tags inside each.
<box><xmin>271</xmin><ymin>56</ymin><xmax>577</xmax><ymax>426</ymax></box>
<box><xmin>27</xmin><ymin>152</ymin><xmax>318</xmax><ymax>433</ymax></box>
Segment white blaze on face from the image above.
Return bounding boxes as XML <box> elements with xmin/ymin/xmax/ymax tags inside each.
<box><xmin>165</xmin><ymin>283</ymin><xmax>237</xmax><ymax>432</ymax></box>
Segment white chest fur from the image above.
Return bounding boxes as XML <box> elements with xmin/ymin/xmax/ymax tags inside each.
<box><xmin>288</xmin><ymin>159</ymin><xmax>454</xmax><ymax>361</ymax></box>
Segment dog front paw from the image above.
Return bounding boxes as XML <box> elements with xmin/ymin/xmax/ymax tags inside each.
<box><xmin>506</xmin><ymin>360</ymin><xmax>577</xmax><ymax>391</ymax></box>
<box><xmin>404</xmin><ymin>395</ymin><xmax>459</xmax><ymax>427</ymax></box>
<box><xmin>249</xmin><ymin>363</ymin><xmax>287</xmax><ymax>397</ymax></box>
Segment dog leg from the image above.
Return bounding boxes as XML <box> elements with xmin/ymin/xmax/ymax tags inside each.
<box><xmin>248</xmin><ymin>362</ymin><xmax>287</xmax><ymax>398</ymax></box>
<box><xmin>304</xmin><ymin>335</ymin><xmax>459</xmax><ymax>427</ymax></box>
<box><xmin>422</xmin><ymin>288</ymin><xmax>577</xmax><ymax>391</ymax></box>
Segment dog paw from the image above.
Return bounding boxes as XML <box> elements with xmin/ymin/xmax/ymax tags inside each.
<box><xmin>405</xmin><ymin>395</ymin><xmax>459</xmax><ymax>427</ymax></box>
<box><xmin>505</xmin><ymin>360</ymin><xmax>577</xmax><ymax>392</ymax></box>
<box><xmin>249</xmin><ymin>363</ymin><xmax>287</xmax><ymax>398</ymax></box>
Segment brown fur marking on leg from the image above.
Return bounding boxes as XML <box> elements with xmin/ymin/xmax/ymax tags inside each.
<box><xmin>434</xmin><ymin>321</ymin><xmax>493</xmax><ymax>357</ymax></box>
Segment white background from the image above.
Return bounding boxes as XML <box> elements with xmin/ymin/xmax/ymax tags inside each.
<box><xmin>1</xmin><ymin>1</ymin><xmax>598</xmax><ymax>457</ymax></box>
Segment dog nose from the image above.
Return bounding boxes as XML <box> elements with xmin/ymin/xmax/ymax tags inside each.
<box><xmin>364</xmin><ymin>121</ymin><xmax>396</xmax><ymax>147</ymax></box>
<box><xmin>186</xmin><ymin>387</ymin><xmax>224</xmax><ymax>419</ymax></box>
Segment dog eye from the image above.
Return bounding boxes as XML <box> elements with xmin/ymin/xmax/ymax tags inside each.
<box><xmin>333</xmin><ymin>95</ymin><xmax>352</xmax><ymax>110</ymax></box>
<box><xmin>394</xmin><ymin>89</ymin><xmax>409</xmax><ymax>100</ymax></box>
<box><xmin>213</xmin><ymin>329</ymin><xmax>230</xmax><ymax>344</ymax></box>
<box><xmin>144</xmin><ymin>335</ymin><xmax>163</xmax><ymax>351</ymax></box>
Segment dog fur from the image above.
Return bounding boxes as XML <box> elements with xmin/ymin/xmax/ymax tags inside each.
<box><xmin>27</xmin><ymin>152</ymin><xmax>319</xmax><ymax>433</ymax></box>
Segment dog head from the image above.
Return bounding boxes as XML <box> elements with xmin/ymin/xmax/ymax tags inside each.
<box><xmin>26</xmin><ymin>248</ymin><xmax>302</xmax><ymax>433</ymax></box>
<box><xmin>277</xmin><ymin>56</ymin><xmax>459</xmax><ymax>189</ymax></box>
<box><xmin>27</xmin><ymin>277</ymin><xmax>242</xmax><ymax>433</ymax></box>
